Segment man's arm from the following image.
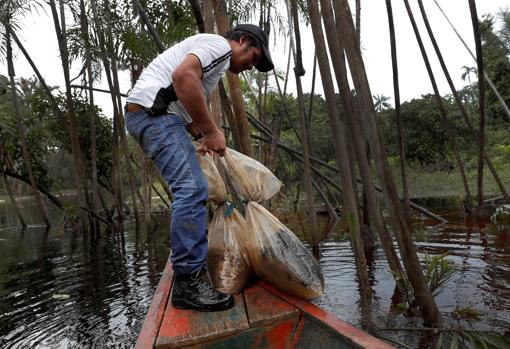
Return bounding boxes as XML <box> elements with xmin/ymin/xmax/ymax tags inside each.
<box><xmin>172</xmin><ymin>54</ymin><xmax>226</xmax><ymax>155</ymax></box>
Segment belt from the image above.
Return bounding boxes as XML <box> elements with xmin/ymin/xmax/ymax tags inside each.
<box><xmin>126</xmin><ymin>103</ymin><xmax>143</xmax><ymax>112</ymax></box>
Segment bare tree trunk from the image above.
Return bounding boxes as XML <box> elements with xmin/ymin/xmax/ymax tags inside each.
<box><xmin>289</xmin><ymin>0</ymin><xmax>319</xmax><ymax>245</ymax></box>
<box><xmin>165</xmin><ymin>0</ymin><xmax>175</xmax><ymax>26</ymax></box>
<box><xmin>418</xmin><ymin>0</ymin><xmax>507</xmax><ymax>200</ymax></box>
<box><xmin>203</xmin><ymin>0</ymin><xmax>223</xmax><ymax>128</ymax></box>
<box><xmin>6</xmin><ymin>24</ymin><xmax>50</xmax><ymax>227</ymax></box>
<box><xmin>307</xmin><ymin>53</ymin><xmax>317</xmax><ymax>131</ymax></box>
<box><xmin>312</xmin><ymin>177</ymin><xmax>339</xmax><ymax>221</ymax></box>
<box><xmin>104</xmin><ymin>0</ymin><xmax>141</xmax><ymax>222</ymax></box>
<box><xmin>468</xmin><ymin>0</ymin><xmax>486</xmax><ymax>207</ymax></box>
<box><xmin>433</xmin><ymin>0</ymin><xmax>510</xmax><ymax>122</ymax></box>
<box><xmin>321</xmin><ymin>0</ymin><xmax>405</xmax><ymax>292</ymax></box>
<box><xmin>189</xmin><ymin>0</ymin><xmax>205</xmax><ymax>33</ymax></box>
<box><xmin>355</xmin><ymin>0</ymin><xmax>361</xmax><ymax>51</ymax></box>
<box><xmin>211</xmin><ymin>0</ymin><xmax>253</xmax><ymax>156</ymax></box>
<box><xmin>403</xmin><ymin>0</ymin><xmax>473</xmax><ymax>212</ymax></box>
<box><xmin>218</xmin><ymin>80</ymin><xmax>240</xmax><ymax>143</ymax></box>
<box><xmin>385</xmin><ymin>0</ymin><xmax>410</xmax><ymax>217</ymax></box>
<box><xmin>269</xmin><ymin>39</ymin><xmax>293</xmax><ymax>172</ymax></box>
<box><xmin>80</xmin><ymin>0</ymin><xmax>100</xmax><ymax>234</ymax></box>
<box><xmin>335</xmin><ymin>0</ymin><xmax>441</xmax><ymax>326</ymax></box>
<box><xmin>131</xmin><ymin>0</ymin><xmax>165</xmax><ymax>52</ymax></box>
<box><xmin>247</xmin><ymin>118</ymin><xmax>447</xmax><ymax>223</ymax></box>
<box><xmin>304</xmin><ymin>0</ymin><xmax>372</xmax><ymax>329</ymax></box>
<box><xmin>3</xmin><ymin>168</ymin><xmax>64</xmax><ymax>209</ymax></box>
<box><xmin>8</xmin><ymin>28</ymin><xmax>110</xmax><ymax>224</ymax></box>
<box><xmin>49</xmin><ymin>0</ymin><xmax>92</xmax><ymax>229</ymax></box>
<box><xmin>90</xmin><ymin>0</ymin><xmax>124</xmax><ymax>220</ymax></box>
<box><xmin>129</xmin><ymin>153</ymin><xmax>170</xmax><ymax>209</ymax></box>
<box><xmin>1</xmin><ymin>168</ymin><xmax>26</xmax><ymax>227</ymax></box>
<box><xmin>9</xmin><ymin>30</ymin><xmax>63</xmax><ymax>119</ymax></box>
<box><xmin>141</xmin><ymin>153</ymin><xmax>152</xmax><ymax>218</ymax></box>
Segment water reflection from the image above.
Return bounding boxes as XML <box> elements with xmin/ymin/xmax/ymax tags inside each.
<box><xmin>0</xmin><ymin>214</ymin><xmax>170</xmax><ymax>348</ymax></box>
<box><xmin>0</xmin><ymin>200</ymin><xmax>508</xmax><ymax>348</ymax></box>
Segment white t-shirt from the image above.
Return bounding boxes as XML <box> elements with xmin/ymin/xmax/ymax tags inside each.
<box><xmin>126</xmin><ymin>34</ymin><xmax>232</xmax><ymax>124</ymax></box>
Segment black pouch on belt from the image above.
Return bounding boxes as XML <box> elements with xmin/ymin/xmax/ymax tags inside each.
<box><xmin>146</xmin><ymin>84</ymin><xmax>179</xmax><ymax>116</ymax></box>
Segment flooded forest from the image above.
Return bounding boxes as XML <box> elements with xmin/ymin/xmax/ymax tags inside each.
<box><xmin>1</xmin><ymin>0</ymin><xmax>509</xmax><ymax>348</ymax></box>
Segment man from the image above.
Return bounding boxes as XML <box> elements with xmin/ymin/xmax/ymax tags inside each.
<box><xmin>124</xmin><ymin>24</ymin><xmax>273</xmax><ymax>312</ymax></box>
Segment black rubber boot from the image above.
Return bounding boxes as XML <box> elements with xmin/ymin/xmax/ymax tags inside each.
<box><xmin>171</xmin><ymin>270</ymin><xmax>234</xmax><ymax>312</ymax></box>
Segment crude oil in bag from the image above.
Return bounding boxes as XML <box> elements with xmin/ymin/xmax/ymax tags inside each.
<box><xmin>244</xmin><ymin>202</ymin><xmax>324</xmax><ymax>299</ymax></box>
<box><xmin>207</xmin><ymin>204</ymin><xmax>252</xmax><ymax>294</ymax></box>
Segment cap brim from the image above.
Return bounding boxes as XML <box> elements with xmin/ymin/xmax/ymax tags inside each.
<box><xmin>255</xmin><ymin>44</ymin><xmax>274</xmax><ymax>72</ymax></box>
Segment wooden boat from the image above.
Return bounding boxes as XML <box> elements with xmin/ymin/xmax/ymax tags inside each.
<box><xmin>136</xmin><ymin>257</ymin><xmax>394</xmax><ymax>349</ymax></box>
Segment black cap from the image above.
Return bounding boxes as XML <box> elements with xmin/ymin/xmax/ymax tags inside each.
<box><xmin>233</xmin><ymin>24</ymin><xmax>274</xmax><ymax>72</ymax></box>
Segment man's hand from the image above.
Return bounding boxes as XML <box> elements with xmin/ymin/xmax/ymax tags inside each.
<box><xmin>198</xmin><ymin>128</ymin><xmax>226</xmax><ymax>157</ymax></box>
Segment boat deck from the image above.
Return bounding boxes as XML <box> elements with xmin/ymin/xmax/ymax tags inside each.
<box><xmin>135</xmin><ymin>257</ymin><xmax>394</xmax><ymax>349</ymax></box>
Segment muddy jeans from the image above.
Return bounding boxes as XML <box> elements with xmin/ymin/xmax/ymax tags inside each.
<box><xmin>124</xmin><ymin>109</ymin><xmax>208</xmax><ymax>275</ymax></box>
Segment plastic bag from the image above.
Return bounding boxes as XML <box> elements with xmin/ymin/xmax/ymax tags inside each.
<box><xmin>243</xmin><ymin>202</ymin><xmax>324</xmax><ymax>299</ymax></box>
<box><xmin>197</xmin><ymin>152</ymin><xmax>227</xmax><ymax>204</ymax></box>
<box><xmin>223</xmin><ymin>148</ymin><xmax>282</xmax><ymax>202</ymax></box>
<box><xmin>207</xmin><ymin>204</ymin><xmax>252</xmax><ymax>294</ymax></box>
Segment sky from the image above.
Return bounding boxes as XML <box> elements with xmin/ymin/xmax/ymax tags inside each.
<box><xmin>1</xmin><ymin>0</ymin><xmax>509</xmax><ymax>116</ymax></box>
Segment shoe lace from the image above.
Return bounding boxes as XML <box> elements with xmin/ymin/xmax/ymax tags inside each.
<box><xmin>190</xmin><ymin>272</ymin><xmax>216</xmax><ymax>297</ymax></box>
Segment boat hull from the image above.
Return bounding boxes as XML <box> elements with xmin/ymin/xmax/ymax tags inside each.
<box><xmin>136</xmin><ymin>257</ymin><xmax>394</xmax><ymax>349</ymax></box>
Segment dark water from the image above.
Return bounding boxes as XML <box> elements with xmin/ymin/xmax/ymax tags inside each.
<box><xmin>0</xmin><ymin>199</ymin><xmax>509</xmax><ymax>348</ymax></box>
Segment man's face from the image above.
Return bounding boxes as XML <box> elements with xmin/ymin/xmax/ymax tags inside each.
<box><xmin>229</xmin><ymin>36</ymin><xmax>262</xmax><ymax>74</ymax></box>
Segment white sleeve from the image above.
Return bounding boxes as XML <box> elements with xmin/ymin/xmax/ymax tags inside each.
<box><xmin>188</xmin><ymin>36</ymin><xmax>232</xmax><ymax>79</ymax></box>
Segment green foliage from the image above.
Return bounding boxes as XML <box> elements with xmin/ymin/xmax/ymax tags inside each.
<box><xmin>451</xmin><ymin>306</ymin><xmax>483</xmax><ymax>321</ymax></box>
<box><xmin>494</xmin><ymin>144</ymin><xmax>510</xmax><ymax>163</ymax></box>
<box><xmin>389</xmin><ymin>252</ymin><xmax>454</xmax><ymax>315</ymax></box>
<box><xmin>0</xmin><ymin>75</ymin><xmax>113</xmax><ymax>193</ymax></box>
<box><xmin>380</xmin><ymin>94</ymin><xmax>471</xmax><ymax>167</ymax></box>
<box><xmin>435</xmin><ymin>331</ymin><xmax>510</xmax><ymax>349</ymax></box>
<box><xmin>118</xmin><ymin>0</ymin><xmax>195</xmax><ymax>70</ymax></box>
<box><xmin>28</xmin><ymin>84</ymin><xmax>113</xmax><ymax>185</ymax></box>
<box><xmin>480</xmin><ymin>15</ymin><xmax>510</xmax><ymax>125</ymax></box>
<box><xmin>424</xmin><ymin>253</ymin><xmax>454</xmax><ymax>297</ymax></box>
<box><xmin>413</xmin><ymin>226</ymin><xmax>431</xmax><ymax>242</ymax></box>
<box><xmin>0</xmin><ymin>76</ymin><xmax>53</xmax><ymax>189</ymax></box>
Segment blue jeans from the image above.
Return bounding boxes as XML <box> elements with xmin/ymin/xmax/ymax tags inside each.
<box><xmin>124</xmin><ymin>109</ymin><xmax>208</xmax><ymax>275</ymax></box>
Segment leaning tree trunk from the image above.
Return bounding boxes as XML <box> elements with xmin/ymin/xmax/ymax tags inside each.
<box><xmin>433</xmin><ymin>0</ymin><xmax>510</xmax><ymax>123</ymax></box>
<box><xmin>304</xmin><ymin>0</ymin><xmax>373</xmax><ymax>330</ymax></box>
<box><xmin>307</xmin><ymin>53</ymin><xmax>318</xmax><ymax>131</ymax></box>
<box><xmin>90</xmin><ymin>0</ymin><xmax>124</xmax><ymax>220</ymax></box>
<box><xmin>289</xmin><ymin>0</ymin><xmax>319</xmax><ymax>245</ymax></box>
<box><xmin>403</xmin><ymin>0</ymin><xmax>473</xmax><ymax>212</ymax></box>
<box><xmin>0</xmin><ymin>164</ymin><xmax>26</xmax><ymax>227</ymax></box>
<box><xmin>8</xmin><ymin>20</ymin><xmax>110</xmax><ymax>226</ymax></box>
<box><xmin>211</xmin><ymin>0</ymin><xmax>253</xmax><ymax>156</ymax></box>
<box><xmin>355</xmin><ymin>0</ymin><xmax>361</xmax><ymax>51</ymax></box>
<box><xmin>49</xmin><ymin>0</ymin><xmax>93</xmax><ymax>229</ymax></box>
<box><xmin>468</xmin><ymin>0</ymin><xmax>486</xmax><ymax>207</ymax></box>
<box><xmin>203</xmin><ymin>0</ymin><xmax>223</xmax><ymax>128</ymax></box>
<box><xmin>103</xmin><ymin>0</ymin><xmax>141</xmax><ymax>222</ymax></box>
<box><xmin>269</xmin><ymin>44</ymin><xmax>292</xmax><ymax>172</ymax></box>
<box><xmin>6</xmin><ymin>24</ymin><xmax>50</xmax><ymax>227</ymax></box>
<box><xmin>335</xmin><ymin>0</ymin><xmax>441</xmax><ymax>327</ymax></box>
<box><xmin>385</xmin><ymin>0</ymin><xmax>410</xmax><ymax>217</ymax></box>
<box><xmin>418</xmin><ymin>0</ymin><xmax>507</xmax><ymax>201</ymax></box>
<box><xmin>320</xmin><ymin>0</ymin><xmax>405</xmax><ymax>292</ymax></box>
<box><xmin>79</xmin><ymin>0</ymin><xmax>101</xmax><ymax>234</ymax></box>
<box><xmin>269</xmin><ymin>39</ymin><xmax>294</xmax><ymax>172</ymax></box>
